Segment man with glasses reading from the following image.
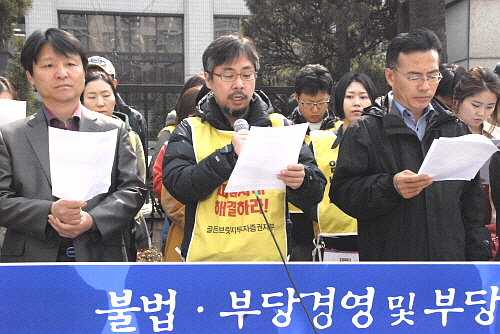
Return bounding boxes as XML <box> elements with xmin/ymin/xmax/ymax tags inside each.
<box><xmin>287</xmin><ymin>64</ymin><xmax>341</xmax><ymax>260</ymax></box>
<box><xmin>162</xmin><ymin>34</ymin><xmax>325</xmax><ymax>261</ymax></box>
<box><xmin>288</xmin><ymin>64</ymin><xmax>339</xmax><ymax>133</ymax></box>
<box><xmin>330</xmin><ymin>28</ymin><xmax>492</xmax><ymax>261</ymax></box>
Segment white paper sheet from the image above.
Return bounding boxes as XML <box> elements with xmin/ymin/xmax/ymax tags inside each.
<box><xmin>0</xmin><ymin>100</ymin><xmax>26</xmax><ymax>126</ymax></box>
<box><xmin>418</xmin><ymin>134</ymin><xmax>499</xmax><ymax>181</ymax></box>
<box><xmin>49</xmin><ymin>127</ymin><xmax>118</xmax><ymax>201</ymax></box>
<box><xmin>225</xmin><ymin>123</ymin><xmax>309</xmax><ymax>193</ymax></box>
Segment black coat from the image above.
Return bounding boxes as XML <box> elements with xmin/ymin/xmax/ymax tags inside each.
<box><xmin>330</xmin><ymin>93</ymin><xmax>492</xmax><ymax>261</ymax></box>
<box><xmin>490</xmin><ymin>151</ymin><xmax>500</xmax><ymax>260</ymax></box>
<box><xmin>162</xmin><ymin>91</ymin><xmax>326</xmax><ymax>258</ymax></box>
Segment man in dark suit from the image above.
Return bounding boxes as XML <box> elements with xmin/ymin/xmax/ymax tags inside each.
<box><xmin>0</xmin><ymin>28</ymin><xmax>146</xmax><ymax>262</ymax></box>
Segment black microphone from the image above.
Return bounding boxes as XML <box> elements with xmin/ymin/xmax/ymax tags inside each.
<box><xmin>233</xmin><ymin>119</ymin><xmax>249</xmax><ymax>132</ymax></box>
<box><xmin>233</xmin><ymin>117</ymin><xmax>318</xmax><ymax>333</ymax></box>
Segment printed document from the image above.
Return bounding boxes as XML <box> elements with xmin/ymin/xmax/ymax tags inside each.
<box><xmin>225</xmin><ymin>123</ymin><xmax>309</xmax><ymax>192</ymax></box>
<box><xmin>0</xmin><ymin>100</ymin><xmax>26</xmax><ymax>126</ymax></box>
<box><xmin>418</xmin><ymin>134</ymin><xmax>499</xmax><ymax>181</ymax></box>
<box><xmin>49</xmin><ymin>127</ymin><xmax>118</xmax><ymax>200</ymax></box>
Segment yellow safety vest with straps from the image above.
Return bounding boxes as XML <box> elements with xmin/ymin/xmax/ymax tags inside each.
<box><xmin>310</xmin><ymin>129</ymin><xmax>357</xmax><ymax>236</ymax></box>
<box><xmin>186</xmin><ymin>114</ymin><xmax>288</xmax><ymax>261</ymax></box>
<box><xmin>288</xmin><ymin>120</ymin><xmax>343</xmax><ymax>214</ymax></box>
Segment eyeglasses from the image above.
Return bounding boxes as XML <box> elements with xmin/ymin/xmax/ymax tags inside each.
<box><xmin>212</xmin><ymin>70</ymin><xmax>257</xmax><ymax>82</ymax></box>
<box><xmin>391</xmin><ymin>67</ymin><xmax>443</xmax><ymax>85</ymax></box>
<box><xmin>299</xmin><ymin>99</ymin><xmax>330</xmax><ymax>109</ymax></box>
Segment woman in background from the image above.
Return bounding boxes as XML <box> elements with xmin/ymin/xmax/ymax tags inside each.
<box><xmin>81</xmin><ymin>71</ymin><xmax>147</xmax><ymax>260</ymax></box>
<box><xmin>453</xmin><ymin>66</ymin><xmax>500</xmax><ymax>258</ymax></box>
<box><xmin>81</xmin><ymin>72</ymin><xmax>146</xmax><ymax>181</ymax></box>
<box><xmin>0</xmin><ymin>76</ymin><xmax>19</xmax><ymax>100</ymax></box>
<box><xmin>311</xmin><ymin>71</ymin><xmax>377</xmax><ymax>260</ymax></box>
<box><xmin>333</xmin><ymin>71</ymin><xmax>378</xmax><ymax>139</ymax></box>
<box><xmin>453</xmin><ymin>66</ymin><xmax>500</xmax><ymax>138</ymax></box>
<box><xmin>153</xmin><ymin>86</ymin><xmax>202</xmax><ymax>261</ymax></box>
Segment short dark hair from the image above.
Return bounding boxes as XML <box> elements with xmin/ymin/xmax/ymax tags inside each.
<box><xmin>386</xmin><ymin>28</ymin><xmax>442</xmax><ymax>69</ymax></box>
<box><xmin>21</xmin><ymin>28</ymin><xmax>88</xmax><ymax>76</ymax></box>
<box><xmin>0</xmin><ymin>76</ymin><xmax>19</xmax><ymax>100</ymax></box>
<box><xmin>435</xmin><ymin>63</ymin><xmax>466</xmax><ymax>99</ymax></box>
<box><xmin>294</xmin><ymin>64</ymin><xmax>333</xmax><ymax>97</ymax></box>
<box><xmin>202</xmin><ymin>33</ymin><xmax>259</xmax><ymax>79</ymax></box>
<box><xmin>453</xmin><ymin>66</ymin><xmax>500</xmax><ymax>126</ymax></box>
<box><xmin>333</xmin><ymin>71</ymin><xmax>378</xmax><ymax>120</ymax></box>
<box><xmin>493</xmin><ymin>61</ymin><xmax>500</xmax><ymax>76</ymax></box>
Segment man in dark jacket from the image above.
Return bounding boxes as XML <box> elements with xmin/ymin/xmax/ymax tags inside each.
<box><xmin>330</xmin><ymin>28</ymin><xmax>492</xmax><ymax>261</ymax></box>
<box><xmin>162</xmin><ymin>34</ymin><xmax>326</xmax><ymax>261</ymax></box>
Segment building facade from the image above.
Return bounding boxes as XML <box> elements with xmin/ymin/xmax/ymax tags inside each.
<box><xmin>19</xmin><ymin>0</ymin><xmax>500</xmax><ymax>137</ymax></box>
<box><xmin>24</xmin><ymin>0</ymin><xmax>249</xmax><ymax>84</ymax></box>
<box><xmin>22</xmin><ymin>0</ymin><xmax>249</xmax><ymax>138</ymax></box>
<box><xmin>445</xmin><ymin>0</ymin><xmax>500</xmax><ymax>70</ymax></box>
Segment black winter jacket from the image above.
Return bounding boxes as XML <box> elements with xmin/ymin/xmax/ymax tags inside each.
<box><xmin>162</xmin><ymin>91</ymin><xmax>326</xmax><ymax>258</ymax></box>
<box><xmin>330</xmin><ymin>93</ymin><xmax>492</xmax><ymax>261</ymax></box>
<box><xmin>490</xmin><ymin>151</ymin><xmax>500</xmax><ymax>260</ymax></box>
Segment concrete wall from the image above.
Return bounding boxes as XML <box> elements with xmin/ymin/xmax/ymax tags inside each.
<box><xmin>469</xmin><ymin>0</ymin><xmax>500</xmax><ymax>70</ymax></box>
<box><xmin>446</xmin><ymin>0</ymin><xmax>500</xmax><ymax>70</ymax></box>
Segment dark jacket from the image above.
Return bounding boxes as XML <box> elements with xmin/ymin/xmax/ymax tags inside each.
<box><xmin>116</xmin><ymin>94</ymin><xmax>148</xmax><ymax>158</ymax></box>
<box><xmin>287</xmin><ymin>107</ymin><xmax>339</xmax><ymax>135</ymax></box>
<box><xmin>0</xmin><ymin>107</ymin><xmax>146</xmax><ymax>262</ymax></box>
<box><xmin>329</xmin><ymin>93</ymin><xmax>492</xmax><ymax>261</ymax></box>
<box><xmin>490</xmin><ymin>151</ymin><xmax>500</xmax><ymax>260</ymax></box>
<box><xmin>162</xmin><ymin>90</ymin><xmax>326</xmax><ymax>258</ymax></box>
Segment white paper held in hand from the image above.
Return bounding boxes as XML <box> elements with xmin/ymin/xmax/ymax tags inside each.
<box><xmin>418</xmin><ymin>134</ymin><xmax>499</xmax><ymax>181</ymax></box>
<box><xmin>225</xmin><ymin>123</ymin><xmax>309</xmax><ymax>193</ymax></box>
<box><xmin>49</xmin><ymin>127</ymin><xmax>118</xmax><ymax>200</ymax></box>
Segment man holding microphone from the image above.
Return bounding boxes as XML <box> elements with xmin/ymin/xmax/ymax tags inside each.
<box><xmin>162</xmin><ymin>34</ymin><xmax>325</xmax><ymax>261</ymax></box>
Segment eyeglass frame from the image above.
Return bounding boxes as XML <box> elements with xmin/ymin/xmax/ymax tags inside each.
<box><xmin>299</xmin><ymin>99</ymin><xmax>330</xmax><ymax>109</ymax></box>
<box><xmin>211</xmin><ymin>70</ymin><xmax>258</xmax><ymax>82</ymax></box>
<box><xmin>391</xmin><ymin>67</ymin><xmax>443</xmax><ymax>85</ymax></box>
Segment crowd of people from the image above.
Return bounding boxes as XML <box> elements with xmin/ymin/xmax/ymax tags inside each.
<box><xmin>0</xmin><ymin>25</ymin><xmax>500</xmax><ymax>263</ymax></box>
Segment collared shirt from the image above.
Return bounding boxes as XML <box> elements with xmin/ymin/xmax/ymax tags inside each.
<box><xmin>42</xmin><ymin>104</ymin><xmax>82</xmax><ymax>131</ymax></box>
<box><xmin>42</xmin><ymin>104</ymin><xmax>99</xmax><ymax>236</ymax></box>
<box><xmin>390</xmin><ymin>99</ymin><xmax>436</xmax><ymax>141</ymax></box>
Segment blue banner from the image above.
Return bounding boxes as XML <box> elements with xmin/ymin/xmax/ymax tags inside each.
<box><xmin>1</xmin><ymin>263</ymin><xmax>500</xmax><ymax>333</ymax></box>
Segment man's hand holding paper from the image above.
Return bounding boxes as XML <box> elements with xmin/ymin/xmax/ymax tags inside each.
<box><xmin>225</xmin><ymin>122</ymin><xmax>309</xmax><ymax>193</ymax></box>
<box><xmin>393</xmin><ymin>170</ymin><xmax>433</xmax><ymax>199</ymax></box>
<box><xmin>277</xmin><ymin>164</ymin><xmax>305</xmax><ymax>190</ymax></box>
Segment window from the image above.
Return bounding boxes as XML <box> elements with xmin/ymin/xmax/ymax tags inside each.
<box><xmin>214</xmin><ymin>17</ymin><xmax>240</xmax><ymax>39</ymax></box>
<box><xmin>59</xmin><ymin>12</ymin><xmax>183</xmax><ymax>85</ymax></box>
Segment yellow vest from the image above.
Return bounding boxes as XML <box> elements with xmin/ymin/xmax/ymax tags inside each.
<box><xmin>310</xmin><ymin>129</ymin><xmax>357</xmax><ymax>236</ymax></box>
<box><xmin>186</xmin><ymin>114</ymin><xmax>288</xmax><ymax>261</ymax></box>
<box><xmin>289</xmin><ymin>120</ymin><xmax>342</xmax><ymax>214</ymax></box>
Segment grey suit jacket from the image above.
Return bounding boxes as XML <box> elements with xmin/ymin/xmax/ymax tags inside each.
<box><xmin>0</xmin><ymin>106</ymin><xmax>146</xmax><ymax>262</ymax></box>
